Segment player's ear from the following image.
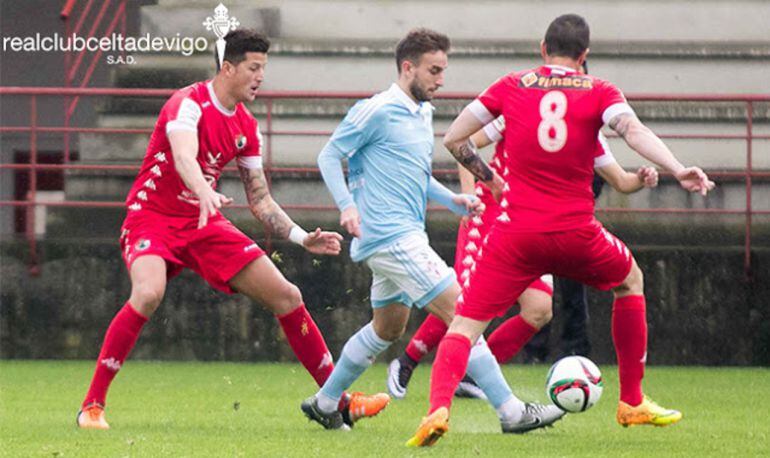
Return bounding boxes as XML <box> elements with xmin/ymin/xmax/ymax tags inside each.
<box><xmin>540</xmin><ymin>40</ymin><xmax>547</xmax><ymax>59</ymax></box>
<box><xmin>577</xmin><ymin>48</ymin><xmax>590</xmax><ymax>67</ymax></box>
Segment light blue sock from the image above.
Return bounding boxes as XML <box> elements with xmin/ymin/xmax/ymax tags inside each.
<box><xmin>466</xmin><ymin>336</ymin><xmax>523</xmax><ymax>418</ymax></box>
<box><xmin>317</xmin><ymin>322</ymin><xmax>391</xmax><ymax>412</ymax></box>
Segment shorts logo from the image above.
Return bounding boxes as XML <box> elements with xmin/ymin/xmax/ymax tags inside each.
<box><xmin>235</xmin><ymin>134</ymin><xmax>247</xmax><ymax>150</ymax></box>
<box><xmin>135</xmin><ymin>239</ymin><xmax>151</xmax><ymax>251</ymax></box>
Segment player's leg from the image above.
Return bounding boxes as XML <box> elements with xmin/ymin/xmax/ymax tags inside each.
<box><xmin>487</xmin><ymin>277</ymin><xmax>554</xmax><ymax>364</ymax></box>
<box><xmin>612</xmin><ymin>260</ymin><xmax>681</xmax><ymax>426</ymax></box>
<box><xmin>78</xmin><ymin>255</ymin><xmax>167</xmax><ymax>429</ymax></box>
<box><xmin>557</xmin><ymin>224</ymin><xmax>681</xmax><ymax>427</ymax></box>
<box><xmin>230</xmin><ymin>256</ymin><xmax>338</xmax><ymax>387</ymax></box>
<box><xmin>388</xmin><ymin>216</ymin><xmax>474</xmax><ymax>397</ymax></box>
<box><xmin>305</xmin><ymin>302</ymin><xmax>407</xmax><ymax>429</ymax></box>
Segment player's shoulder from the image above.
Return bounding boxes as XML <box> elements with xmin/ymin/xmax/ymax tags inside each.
<box><xmin>164</xmin><ymin>81</ymin><xmax>206</xmax><ymax>112</ymax></box>
<box><xmin>346</xmin><ymin>91</ymin><xmax>392</xmax><ymax>128</ymax></box>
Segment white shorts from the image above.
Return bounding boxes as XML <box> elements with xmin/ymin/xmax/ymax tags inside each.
<box><xmin>365</xmin><ymin>232</ymin><xmax>455</xmax><ymax>309</ymax></box>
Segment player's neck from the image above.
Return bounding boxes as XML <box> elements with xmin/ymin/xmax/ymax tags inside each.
<box><xmin>210</xmin><ymin>77</ymin><xmax>238</xmax><ymax>111</ymax></box>
<box><xmin>396</xmin><ymin>80</ymin><xmax>418</xmax><ymax>104</ymax></box>
<box><xmin>543</xmin><ymin>56</ymin><xmax>580</xmax><ymax>71</ymax></box>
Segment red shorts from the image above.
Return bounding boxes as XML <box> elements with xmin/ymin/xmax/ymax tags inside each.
<box><xmin>457</xmin><ymin>220</ymin><xmax>633</xmax><ymax>322</ymax></box>
<box><xmin>454</xmin><ymin>191</ymin><xmax>553</xmax><ymax>299</ymax></box>
<box><xmin>119</xmin><ymin>210</ymin><xmax>265</xmax><ymax>293</ymax></box>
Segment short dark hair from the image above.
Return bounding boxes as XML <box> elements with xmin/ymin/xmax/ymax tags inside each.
<box><xmin>544</xmin><ymin>14</ymin><xmax>590</xmax><ymax>60</ymax></box>
<box><xmin>395</xmin><ymin>28</ymin><xmax>450</xmax><ymax>73</ymax></box>
<box><xmin>216</xmin><ymin>29</ymin><xmax>270</xmax><ymax>71</ymax></box>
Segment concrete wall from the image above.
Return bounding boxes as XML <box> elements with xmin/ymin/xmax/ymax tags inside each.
<box><xmin>1</xmin><ymin>239</ymin><xmax>769</xmax><ymax>366</ymax></box>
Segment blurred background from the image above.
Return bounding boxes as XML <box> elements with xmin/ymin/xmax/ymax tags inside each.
<box><xmin>1</xmin><ymin>0</ymin><xmax>768</xmax><ymax>366</ymax></box>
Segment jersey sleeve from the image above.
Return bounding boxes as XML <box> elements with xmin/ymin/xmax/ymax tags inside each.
<box><xmin>598</xmin><ymin>80</ymin><xmax>635</xmax><ymax>125</ymax></box>
<box><xmin>468</xmin><ymin>75</ymin><xmax>512</xmax><ymax>125</ymax></box>
<box><xmin>237</xmin><ymin>118</ymin><xmax>264</xmax><ymax>169</ymax></box>
<box><xmin>593</xmin><ymin>132</ymin><xmax>617</xmax><ymax>168</ymax></box>
<box><xmin>323</xmin><ymin>99</ymin><xmax>386</xmax><ymax>158</ymax></box>
<box><xmin>164</xmin><ymin>93</ymin><xmax>202</xmax><ymax>134</ymax></box>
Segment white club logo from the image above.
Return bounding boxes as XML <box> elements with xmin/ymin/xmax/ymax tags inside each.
<box><xmin>203</xmin><ymin>3</ymin><xmax>240</xmax><ymax>69</ymax></box>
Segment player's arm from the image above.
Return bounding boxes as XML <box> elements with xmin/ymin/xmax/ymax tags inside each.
<box><xmin>444</xmin><ymin>108</ymin><xmax>503</xmax><ymax>198</ymax></box>
<box><xmin>317</xmin><ymin>142</ymin><xmax>361</xmax><ymax>238</ymax></box>
<box><xmin>238</xmin><ymin>165</ymin><xmax>342</xmax><ymax>255</ymax></box>
<box><xmin>168</xmin><ymin>130</ymin><xmax>233</xmax><ymax>229</ymax></box>
<box><xmin>596</xmin><ymin>162</ymin><xmax>658</xmax><ymax>193</ymax></box>
<box><xmin>608</xmin><ymin>113</ymin><xmax>714</xmax><ymax>195</ymax></box>
<box><xmin>456</xmin><ymin>129</ymin><xmax>494</xmax><ymax>195</ymax></box>
<box><xmin>427</xmin><ymin>176</ymin><xmax>482</xmax><ymax>216</ymax></box>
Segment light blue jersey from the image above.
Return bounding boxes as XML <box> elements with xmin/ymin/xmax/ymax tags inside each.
<box><xmin>319</xmin><ymin>84</ymin><xmax>467</xmax><ymax>262</ymax></box>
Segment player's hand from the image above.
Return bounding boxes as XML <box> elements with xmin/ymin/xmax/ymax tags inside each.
<box><xmin>675</xmin><ymin>166</ymin><xmax>715</xmax><ymax>196</ymax></box>
<box><xmin>637</xmin><ymin>166</ymin><xmax>659</xmax><ymax>188</ymax></box>
<box><xmin>340</xmin><ymin>206</ymin><xmax>362</xmax><ymax>238</ymax></box>
<box><xmin>484</xmin><ymin>171</ymin><xmax>505</xmax><ymax>202</ymax></box>
<box><xmin>452</xmin><ymin>194</ymin><xmax>485</xmax><ymax>216</ymax></box>
<box><xmin>197</xmin><ymin>187</ymin><xmax>233</xmax><ymax>228</ymax></box>
<box><xmin>302</xmin><ymin>227</ymin><xmax>343</xmax><ymax>255</ymax></box>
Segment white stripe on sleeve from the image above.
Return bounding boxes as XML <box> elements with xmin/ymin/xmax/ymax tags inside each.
<box><xmin>237</xmin><ymin>156</ymin><xmax>263</xmax><ymax>169</ymax></box>
<box><xmin>602</xmin><ymin>102</ymin><xmax>635</xmax><ymax>125</ymax></box>
<box><xmin>467</xmin><ymin>99</ymin><xmax>495</xmax><ymax>125</ymax></box>
<box><xmin>594</xmin><ymin>133</ymin><xmax>617</xmax><ymax>168</ymax></box>
<box><xmin>166</xmin><ymin>98</ymin><xmax>201</xmax><ymax>134</ymax></box>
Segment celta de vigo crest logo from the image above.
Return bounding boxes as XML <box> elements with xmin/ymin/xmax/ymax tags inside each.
<box><xmin>203</xmin><ymin>3</ymin><xmax>240</xmax><ymax>68</ymax></box>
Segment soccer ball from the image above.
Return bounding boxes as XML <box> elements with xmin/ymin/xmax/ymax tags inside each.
<box><xmin>546</xmin><ymin>356</ymin><xmax>603</xmax><ymax>413</ymax></box>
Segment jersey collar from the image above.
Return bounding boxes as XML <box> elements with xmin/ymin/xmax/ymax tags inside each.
<box><xmin>388</xmin><ymin>83</ymin><xmax>430</xmax><ymax>115</ymax></box>
<box><xmin>206</xmin><ymin>81</ymin><xmax>237</xmax><ymax>117</ymax></box>
<box><xmin>544</xmin><ymin>64</ymin><xmax>578</xmax><ymax>76</ymax></box>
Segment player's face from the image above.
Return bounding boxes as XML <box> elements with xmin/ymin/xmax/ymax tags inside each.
<box><xmin>407</xmin><ymin>51</ymin><xmax>447</xmax><ymax>102</ymax></box>
<box><xmin>231</xmin><ymin>52</ymin><xmax>267</xmax><ymax>103</ymax></box>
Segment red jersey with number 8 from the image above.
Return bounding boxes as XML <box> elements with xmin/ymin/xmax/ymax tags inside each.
<box><xmin>468</xmin><ymin>65</ymin><xmax>632</xmax><ymax>232</ymax></box>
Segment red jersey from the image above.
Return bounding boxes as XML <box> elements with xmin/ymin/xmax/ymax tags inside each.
<box><xmin>468</xmin><ymin>65</ymin><xmax>632</xmax><ymax>232</ymax></box>
<box><xmin>125</xmin><ymin>81</ymin><xmax>263</xmax><ymax>217</ymax></box>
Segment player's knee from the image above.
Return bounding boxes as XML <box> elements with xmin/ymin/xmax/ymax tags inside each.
<box><xmin>129</xmin><ymin>283</ymin><xmax>165</xmax><ymax>316</ymax></box>
<box><xmin>616</xmin><ymin>262</ymin><xmax>644</xmax><ymax>296</ymax></box>
<box><xmin>271</xmin><ymin>282</ymin><xmax>303</xmax><ymax>315</ymax></box>
<box><xmin>521</xmin><ymin>302</ymin><xmax>553</xmax><ymax>329</ymax></box>
<box><xmin>373</xmin><ymin>321</ymin><xmax>406</xmax><ymax>342</ymax></box>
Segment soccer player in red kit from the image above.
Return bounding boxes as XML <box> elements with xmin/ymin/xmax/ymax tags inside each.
<box><xmin>407</xmin><ymin>14</ymin><xmax>714</xmax><ymax>446</ymax></box>
<box><xmin>77</xmin><ymin>29</ymin><xmax>388</xmax><ymax>430</ymax></box>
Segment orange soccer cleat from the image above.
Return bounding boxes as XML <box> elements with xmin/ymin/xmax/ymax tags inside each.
<box><xmin>406</xmin><ymin>407</ymin><xmax>449</xmax><ymax>447</ymax></box>
<box><xmin>76</xmin><ymin>403</ymin><xmax>110</xmax><ymax>430</ymax></box>
<box><xmin>342</xmin><ymin>391</ymin><xmax>391</xmax><ymax>426</ymax></box>
<box><xmin>617</xmin><ymin>396</ymin><xmax>682</xmax><ymax>427</ymax></box>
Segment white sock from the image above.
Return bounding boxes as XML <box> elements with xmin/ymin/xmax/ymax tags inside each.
<box><xmin>497</xmin><ymin>395</ymin><xmax>525</xmax><ymax>423</ymax></box>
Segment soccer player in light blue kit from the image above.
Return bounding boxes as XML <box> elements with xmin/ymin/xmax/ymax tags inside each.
<box><xmin>301</xmin><ymin>28</ymin><xmax>565</xmax><ymax>433</ymax></box>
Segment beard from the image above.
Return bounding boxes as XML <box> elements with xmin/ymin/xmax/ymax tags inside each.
<box><xmin>409</xmin><ymin>80</ymin><xmax>433</xmax><ymax>102</ymax></box>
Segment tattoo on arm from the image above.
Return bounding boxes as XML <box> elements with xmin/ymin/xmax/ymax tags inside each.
<box><xmin>238</xmin><ymin>166</ymin><xmax>295</xmax><ymax>239</ymax></box>
<box><xmin>449</xmin><ymin>139</ymin><xmax>494</xmax><ymax>182</ymax></box>
<box><xmin>609</xmin><ymin>112</ymin><xmax>635</xmax><ymax>139</ymax></box>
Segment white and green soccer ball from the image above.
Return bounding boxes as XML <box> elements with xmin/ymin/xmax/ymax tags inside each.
<box><xmin>546</xmin><ymin>356</ymin><xmax>603</xmax><ymax>413</ymax></box>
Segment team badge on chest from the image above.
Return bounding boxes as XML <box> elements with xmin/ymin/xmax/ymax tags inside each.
<box><xmin>235</xmin><ymin>134</ymin><xmax>247</xmax><ymax>150</ymax></box>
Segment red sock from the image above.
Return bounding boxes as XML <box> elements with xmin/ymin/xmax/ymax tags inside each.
<box><xmin>611</xmin><ymin>295</ymin><xmax>647</xmax><ymax>406</ymax></box>
<box><xmin>276</xmin><ymin>304</ymin><xmax>333</xmax><ymax>388</ymax></box>
<box><xmin>82</xmin><ymin>302</ymin><xmax>148</xmax><ymax>409</ymax></box>
<box><xmin>429</xmin><ymin>333</ymin><xmax>472</xmax><ymax>414</ymax></box>
<box><xmin>405</xmin><ymin>314</ymin><xmax>448</xmax><ymax>362</ymax></box>
<box><xmin>487</xmin><ymin>315</ymin><xmax>539</xmax><ymax>364</ymax></box>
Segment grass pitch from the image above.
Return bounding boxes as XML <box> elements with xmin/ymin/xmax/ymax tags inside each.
<box><xmin>1</xmin><ymin>361</ymin><xmax>768</xmax><ymax>457</ymax></box>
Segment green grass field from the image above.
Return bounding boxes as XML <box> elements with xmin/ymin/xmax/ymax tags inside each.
<box><xmin>1</xmin><ymin>361</ymin><xmax>768</xmax><ymax>457</ymax></box>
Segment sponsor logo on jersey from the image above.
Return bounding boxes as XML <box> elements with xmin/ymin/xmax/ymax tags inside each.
<box><xmin>235</xmin><ymin>134</ymin><xmax>247</xmax><ymax>150</ymax></box>
<box><xmin>520</xmin><ymin>73</ymin><xmax>593</xmax><ymax>90</ymax></box>
<box><xmin>521</xmin><ymin>72</ymin><xmax>538</xmax><ymax>87</ymax></box>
